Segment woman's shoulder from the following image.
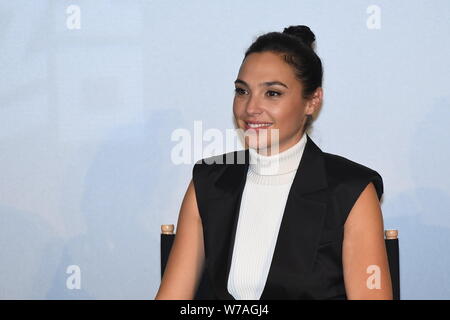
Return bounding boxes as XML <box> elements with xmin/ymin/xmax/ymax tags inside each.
<box><xmin>321</xmin><ymin>151</ymin><xmax>384</xmax><ymax>201</ymax></box>
<box><xmin>191</xmin><ymin>149</ymin><xmax>246</xmax><ymax>201</ymax></box>
<box><xmin>193</xmin><ymin>149</ymin><xmax>247</xmax><ymax>174</ymax></box>
<box><xmin>321</xmin><ymin>151</ymin><xmax>382</xmax><ymax>177</ymax></box>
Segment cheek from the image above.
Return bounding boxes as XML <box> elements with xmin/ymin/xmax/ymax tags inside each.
<box><xmin>271</xmin><ymin>105</ymin><xmax>304</xmax><ymax>132</ymax></box>
<box><xmin>232</xmin><ymin>99</ymin><xmax>244</xmax><ymax>117</ymax></box>
<box><xmin>273</xmin><ymin>107</ymin><xmax>300</xmax><ymax>125</ymax></box>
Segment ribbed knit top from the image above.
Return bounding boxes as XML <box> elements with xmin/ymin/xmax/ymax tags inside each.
<box><xmin>227</xmin><ymin>132</ymin><xmax>307</xmax><ymax>299</ymax></box>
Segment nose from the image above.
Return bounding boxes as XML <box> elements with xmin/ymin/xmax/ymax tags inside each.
<box><xmin>245</xmin><ymin>95</ymin><xmax>263</xmax><ymax>115</ymax></box>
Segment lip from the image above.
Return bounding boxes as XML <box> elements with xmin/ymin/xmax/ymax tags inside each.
<box><xmin>244</xmin><ymin>121</ymin><xmax>273</xmax><ymax>130</ymax></box>
<box><xmin>246</xmin><ymin>121</ymin><xmax>273</xmax><ymax>124</ymax></box>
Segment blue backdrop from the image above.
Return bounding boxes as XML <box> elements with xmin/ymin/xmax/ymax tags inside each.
<box><xmin>0</xmin><ymin>0</ymin><xmax>449</xmax><ymax>299</ymax></box>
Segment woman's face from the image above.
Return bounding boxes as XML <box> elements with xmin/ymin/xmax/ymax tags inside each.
<box><xmin>233</xmin><ymin>51</ymin><xmax>320</xmax><ymax>154</ymax></box>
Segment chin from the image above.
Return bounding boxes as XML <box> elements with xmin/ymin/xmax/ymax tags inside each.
<box><xmin>248</xmin><ymin>141</ymin><xmax>269</xmax><ymax>150</ymax></box>
<box><xmin>237</xmin><ymin>124</ymin><xmax>281</xmax><ymax>151</ymax></box>
<box><xmin>243</xmin><ymin>130</ymin><xmax>273</xmax><ymax>152</ymax></box>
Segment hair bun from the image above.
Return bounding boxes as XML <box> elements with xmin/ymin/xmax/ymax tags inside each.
<box><xmin>282</xmin><ymin>25</ymin><xmax>316</xmax><ymax>48</ymax></box>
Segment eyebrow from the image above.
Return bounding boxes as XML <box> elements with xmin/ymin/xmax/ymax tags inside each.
<box><xmin>234</xmin><ymin>79</ymin><xmax>289</xmax><ymax>89</ymax></box>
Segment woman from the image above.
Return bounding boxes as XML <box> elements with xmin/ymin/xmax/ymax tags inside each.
<box><xmin>155</xmin><ymin>25</ymin><xmax>393</xmax><ymax>300</ymax></box>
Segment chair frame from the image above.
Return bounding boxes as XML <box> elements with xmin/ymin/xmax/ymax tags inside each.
<box><xmin>160</xmin><ymin>224</ymin><xmax>400</xmax><ymax>300</ymax></box>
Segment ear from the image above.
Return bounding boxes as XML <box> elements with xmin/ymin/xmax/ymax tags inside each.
<box><xmin>305</xmin><ymin>87</ymin><xmax>323</xmax><ymax>115</ymax></box>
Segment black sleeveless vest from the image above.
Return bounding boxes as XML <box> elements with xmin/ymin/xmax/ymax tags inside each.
<box><xmin>192</xmin><ymin>134</ymin><xmax>383</xmax><ymax>300</ymax></box>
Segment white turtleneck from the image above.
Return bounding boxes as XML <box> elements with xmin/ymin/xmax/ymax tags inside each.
<box><xmin>227</xmin><ymin>132</ymin><xmax>308</xmax><ymax>300</ymax></box>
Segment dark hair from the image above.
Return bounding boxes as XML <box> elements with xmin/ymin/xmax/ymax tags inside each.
<box><xmin>243</xmin><ymin>25</ymin><xmax>323</xmax><ymax>133</ymax></box>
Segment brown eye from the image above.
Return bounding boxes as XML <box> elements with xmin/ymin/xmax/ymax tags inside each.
<box><xmin>267</xmin><ymin>90</ymin><xmax>281</xmax><ymax>97</ymax></box>
<box><xmin>234</xmin><ymin>87</ymin><xmax>246</xmax><ymax>95</ymax></box>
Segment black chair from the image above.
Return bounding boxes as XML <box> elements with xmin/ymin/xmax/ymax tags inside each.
<box><xmin>384</xmin><ymin>229</ymin><xmax>400</xmax><ymax>300</ymax></box>
<box><xmin>160</xmin><ymin>224</ymin><xmax>213</xmax><ymax>299</ymax></box>
<box><xmin>160</xmin><ymin>224</ymin><xmax>400</xmax><ymax>300</ymax></box>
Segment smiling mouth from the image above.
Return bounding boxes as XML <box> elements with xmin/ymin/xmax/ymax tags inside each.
<box><xmin>244</xmin><ymin>122</ymin><xmax>273</xmax><ymax>130</ymax></box>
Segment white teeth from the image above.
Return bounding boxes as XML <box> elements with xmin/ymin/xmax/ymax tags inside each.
<box><xmin>247</xmin><ymin>123</ymin><xmax>272</xmax><ymax>128</ymax></box>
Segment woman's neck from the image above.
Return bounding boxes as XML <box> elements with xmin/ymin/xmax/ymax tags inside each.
<box><xmin>248</xmin><ymin>131</ymin><xmax>307</xmax><ymax>177</ymax></box>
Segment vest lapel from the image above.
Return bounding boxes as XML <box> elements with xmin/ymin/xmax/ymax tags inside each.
<box><xmin>210</xmin><ymin>133</ymin><xmax>329</xmax><ymax>300</ymax></box>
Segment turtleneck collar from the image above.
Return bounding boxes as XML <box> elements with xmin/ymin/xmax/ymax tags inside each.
<box><xmin>248</xmin><ymin>131</ymin><xmax>307</xmax><ymax>176</ymax></box>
